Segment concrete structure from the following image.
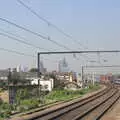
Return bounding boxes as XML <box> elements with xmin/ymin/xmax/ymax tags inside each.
<box><xmin>30</xmin><ymin>78</ymin><xmax>54</xmax><ymax>91</ymax></box>
<box><xmin>76</xmin><ymin>74</ymin><xmax>83</xmax><ymax>88</ymax></box>
<box><xmin>56</xmin><ymin>73</ymin><xmax>70</xmax><ymax>81</ymax></box>
<box><xmin>55</xmin><ymin>72</ymin><xmax>77</xmax><ymax>84</ymax></box>
<box><xmin>64</xmin><ymin>82</ymin><xmax>79</xmax><ymax>90</ymax></box>
<box><xmin>19</xmin><ymin>72</ymin><xmax>54</xmax><ymax>91</ymax></box>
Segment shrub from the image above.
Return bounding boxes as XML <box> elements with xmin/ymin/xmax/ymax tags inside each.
<box><xmin>0</xmin><ymin>102</ymin><xmax>13</xmax><ymax>119</ymax></box>
<box><xmin>18</xmin><ymin>99</ymin><xmax>39</xmax><ymax>112</ymax></box>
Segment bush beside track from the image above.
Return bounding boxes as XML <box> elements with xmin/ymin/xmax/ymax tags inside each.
<box><xmin>0</xmin><ymin>83</ymin><xmax>101</xmax><ymax>120</ymax></box>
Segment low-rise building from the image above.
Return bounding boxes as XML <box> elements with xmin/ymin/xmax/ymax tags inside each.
<box><xmin>56</xmin><ymin>72</ymin><xmax>77</xmax><ymax>82</ymax></box>
<box><xmin>0</xmin><ymin>69</ymin><xmax>54</xmax><ymax>91</ymax></box>
<box><xmin>21</xmin><ymin>72</ymin><xmax>54</xmax><ymax>91</ymax></box>
<box><xmin>32</xmin><ymin>78</ymin><xmax>54</xmax><ymax>91</ymax></box>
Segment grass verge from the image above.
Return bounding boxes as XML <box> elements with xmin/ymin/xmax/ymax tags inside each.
<box><xmin>0</xmin><ymin>83</ymin><xmax>101</xmax><ymax>119</ymax></box>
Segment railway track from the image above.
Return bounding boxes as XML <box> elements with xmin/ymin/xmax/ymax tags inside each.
<box><xmin>26</xmin><ymin>85</ymin><xmax>120</xmax><ymax>120</ymax></box>
<box><xmin>73</xmin><ymin>88</ymin><xmax>120</xmax><ymax>120</ymax></box>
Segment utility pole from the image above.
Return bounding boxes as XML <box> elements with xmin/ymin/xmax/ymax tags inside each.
<box><xmin>81</xmin><ymin>66</ymin><xmax>84</xmax><ymax>87</ymax></box>
<box><xmin>37</xmin><ymin>53</ymin><xmax>40</xmax><ymax>77</ymax></box>
<box><xmin>8</xmin><ymin>68</ymin><xmax>15</xmax><ymax>104</ymax></box>
<box><xmin>92</xmin><ymin>72</ymin><xmax>95</xmax><ymax>85</ymax></box>
<box><xmin>37</xmin><ymin>53</ymin><xmax>41</xmax><ymax>102</ymax></box>
<box><xmin>8</xmin><ymin>68</ymin><xmax>11</xmax><ymax>104</ymax></box>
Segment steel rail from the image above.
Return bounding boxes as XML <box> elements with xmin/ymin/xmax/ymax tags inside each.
<box><xmin>27</xmin><ymin>85</ymin><xmax>111</xmax><ymax>120</ymax></box>
<box><xmin>73</xmin><ymin>89</ymin><xmax>120</xmax><ymax>120</ymax></box>
<box><xmin>47</xmin><ymin>88</ymin><xmax>117</xmax><ymax>120</ymax></box>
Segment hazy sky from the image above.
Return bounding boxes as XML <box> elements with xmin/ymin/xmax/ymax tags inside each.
<box><xmin>0</xmin><ymin>0</ymin><xmax>120</xmax><ymax>72</ymax></box>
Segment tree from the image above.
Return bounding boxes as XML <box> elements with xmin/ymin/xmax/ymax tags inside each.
<box><xmin>16</xmin><ymin>88</ymin><xmax>29</xmax><ymax>105</ymax></box>
<box><xmin>8</xmin><ymin>68</ymin><xmax>29</xmax><ymax>85</ymax></box>
<box><xmin>11</xmin><ymin>71</ymin><xmax>20</xmax><ymax>85</ymax></box>
<box><xmin>29</xmin><ymin>68</ymin><xmax>38</xmax><ymax>73</ymax></box>
<box><xmin>7</xmin><ymin>69</ymin><xmax>20</xmax><ymax>85</ymax></box>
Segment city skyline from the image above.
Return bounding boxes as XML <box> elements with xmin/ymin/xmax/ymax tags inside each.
<box><xmin>0</xmin><ymin>0</ymin><xmax>120</xmax><ymax>73</ymax></box>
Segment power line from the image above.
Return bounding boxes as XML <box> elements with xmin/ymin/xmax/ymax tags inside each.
<box><xmin>3</xmin><ymin>0</ymin><xmax>92</xmax><ymax>63</ymax></box>
<box><xmin>0</xmin><ymin>47</ymin><xmax>58</xmax><ymax>63</ymax></box>
<box><xmin>0</xmin><ymin>17</ymin><xmax>70</xmax><ymax>50</ymax></box>
<box><xmin>16</xmin><ymin>0</ymin><xmax>90</xmax><ymax>61</ymax></box>
<box><xmin>0</xmin><ymin>5</ymin><xmax>97</xmax><ymax>63</ymax></box>
<box><xmin>0</xmin><ymin>32</ymin><xmax>50</xmax><ymax>51</ymax></box>
<box><xmin>0</xmin><ymin>30</ymin><xmax>61</xmax><ymax>62</ymax></box>
<box><xmin>17</xmin><ymin>0</ymin><xmax>88</xmax><ymax>49</ymax></box>
<box><xmin>16</xmin><ymin>0</ymin><xmax>95</xmax><ymax>63</ymax></box>
<box><xmin>17</xmin><ymin>0</ymin><xmax>93</xmax><ymax>63</ymax></box>
<box><xmin>83</xmin><ymin>65</ymin><xmax>120</xmax><ymax>68</ymax></box>
<box><xmin>0</xmin><ymin>47</ymin><xmax>35</xmax><ymax>57</ymax></box>
<box><xmin>40</xmin><ymin>57</ymin><xmax>58</xmax><ymax>63</ymax></box>
<box><xmin>0</xmin><ymin>28</ymin><xmax>53</xmax><ymax>51</ymax></box>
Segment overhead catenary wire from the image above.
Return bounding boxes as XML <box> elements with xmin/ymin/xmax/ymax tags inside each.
<box><xmin>0</xmin><ymin>28</ymin><xmax>53</xmax><ymax>51</ymax></box>
<box><xmin>17</xmin><ymin>0</ymin><xmax>100</xmax><ymax>63</ymax></box>
<box><xmin>0</xmin><ymin>31</ymin><xmax>60</xmax><ymax>62</ymax></box>
<box><xmin>0</xmin><ymin>3</ymin><xmax>103</xmax><ymax>66</ymax></box>
<box><xmin>0</xmin><ymin>29</ymin><xmax>67</xmax><ymax>63</ymax></box>
<box><xmin>0</xmin><ymin>47</ymin><xmax>35</xmax><ymax>57</ymax></box>
<box><xmin>0</xmin><ymin>17</ymin><xmax>70</xmax><ymax>50</ymax></box>
<box><xmin>0</xmin><ymin>47</ymin><xmax>59</xmax><ymax>63</ymax></box>
<box><xmin>0</xmin><ymin>28</ymin><xmax>91</xmax><ymax>62</ymax></box>
<box><xmin>2</xmin><ymin>1</ymin><xmax>92</xmax><ymax>62</ymax></box>
<box><xmin>0</xmin><ymin>28</ymin><xmax>102</xmax><ymax>65</ymax></box>
<box><xmin>17</xmin><ymin>0</ymin><xmax>88</xmax><ymax>49</ymax></box>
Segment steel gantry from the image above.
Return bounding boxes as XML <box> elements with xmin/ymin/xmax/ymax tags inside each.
<box><xmin>37</xmin><ymin>50</ymin><xmax>120</xmax><ymax>76</ymax></box>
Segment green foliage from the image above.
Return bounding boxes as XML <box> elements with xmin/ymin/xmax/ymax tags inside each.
<box><xmin>0</xmin><ymin>102</ymin><xmax>14</xmax><ymax>119</ymax></box>
<box><xmin>17</xmin><ymin>99</ymin><xmax>39</xmax><ymax>112</ymax></box>
<box><xmin>0</xmin><ymin>83</ymin><xmax>100</xmax><ymax>119</ymax></box>
<box><xmin>88</xmin><ymin>83</ymin><xmax>100</xmax><ymax>91</ymax></box>
<box><xmin>48</xmin><ymin>74</ymin><xmax>56</xmax><ymax>80</ymax></box>
<box><xmin>29</xmin><ymin>68</ymin><xmax>38</xmax><ymax>72</ymax></box>
<box><xmin>0</xmin><ymin>88</ymin><xmax>3</xmax><ymax>93</ymax></box>
<box><xmin>8</xmin><ymin>69</ymin><xmax>29</xmax><ymax>85</ymax></box>
<box><xmin>16</xmin><ymin>88</ymin><xmax>30</xmax><ymax>105</ymax></box>
<box><xmin>46</xmin><ymin>84</ymin><xmax>100</xmax><ymax>102</ymax></box>
<box><xmin>0</xmin><ymin>82</ymin><xmax>7</xmax><ymax>89</ymax></box>
<box><xmin>10</xmin><ymin>71</ymin><xmax>20</xmax><ymax>85</ymax></box>
<box><xmin>46</xmin><ymin>89</ymin><xmax>80</xmax><ymax>101</ymax></box>
<box><xmin>0</xmin><ymin>99</ymin><xmax>3</xmax><ymax>105</ymax></box>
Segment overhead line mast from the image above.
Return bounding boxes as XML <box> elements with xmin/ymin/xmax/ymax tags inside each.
<box><xmin>37</xmin><ymin>50</ymin><xmax>120</xmax><ymax>76</ymax></box>
<box><xmin>38</xmin><ymin>50</ymin><xmax>120</xmax><ymax>55</ymax></box>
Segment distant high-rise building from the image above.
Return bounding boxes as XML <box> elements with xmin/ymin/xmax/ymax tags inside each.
<box><xmin>39</xmin><ymin>61</ymin><xmax>46</xmax><ymax>73</ymax></box>
<box><xmin>16</xmin><ymin>65</ymin><xmax>21</xmax><ymax>72</ymax></box>
<box><xmin>58</xmin><ymin>57</ymin><xmax>69</xmax><ymax>73</ymax></box>
<box><xmin>16</xmin><ymin>65</ymin><xmax>28</xmax><ymax>72</ymax></box>
<box><xmin>22</xmin><ymin>66</ymin><xmax>28</xmax><ymax>72</ymax></box>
